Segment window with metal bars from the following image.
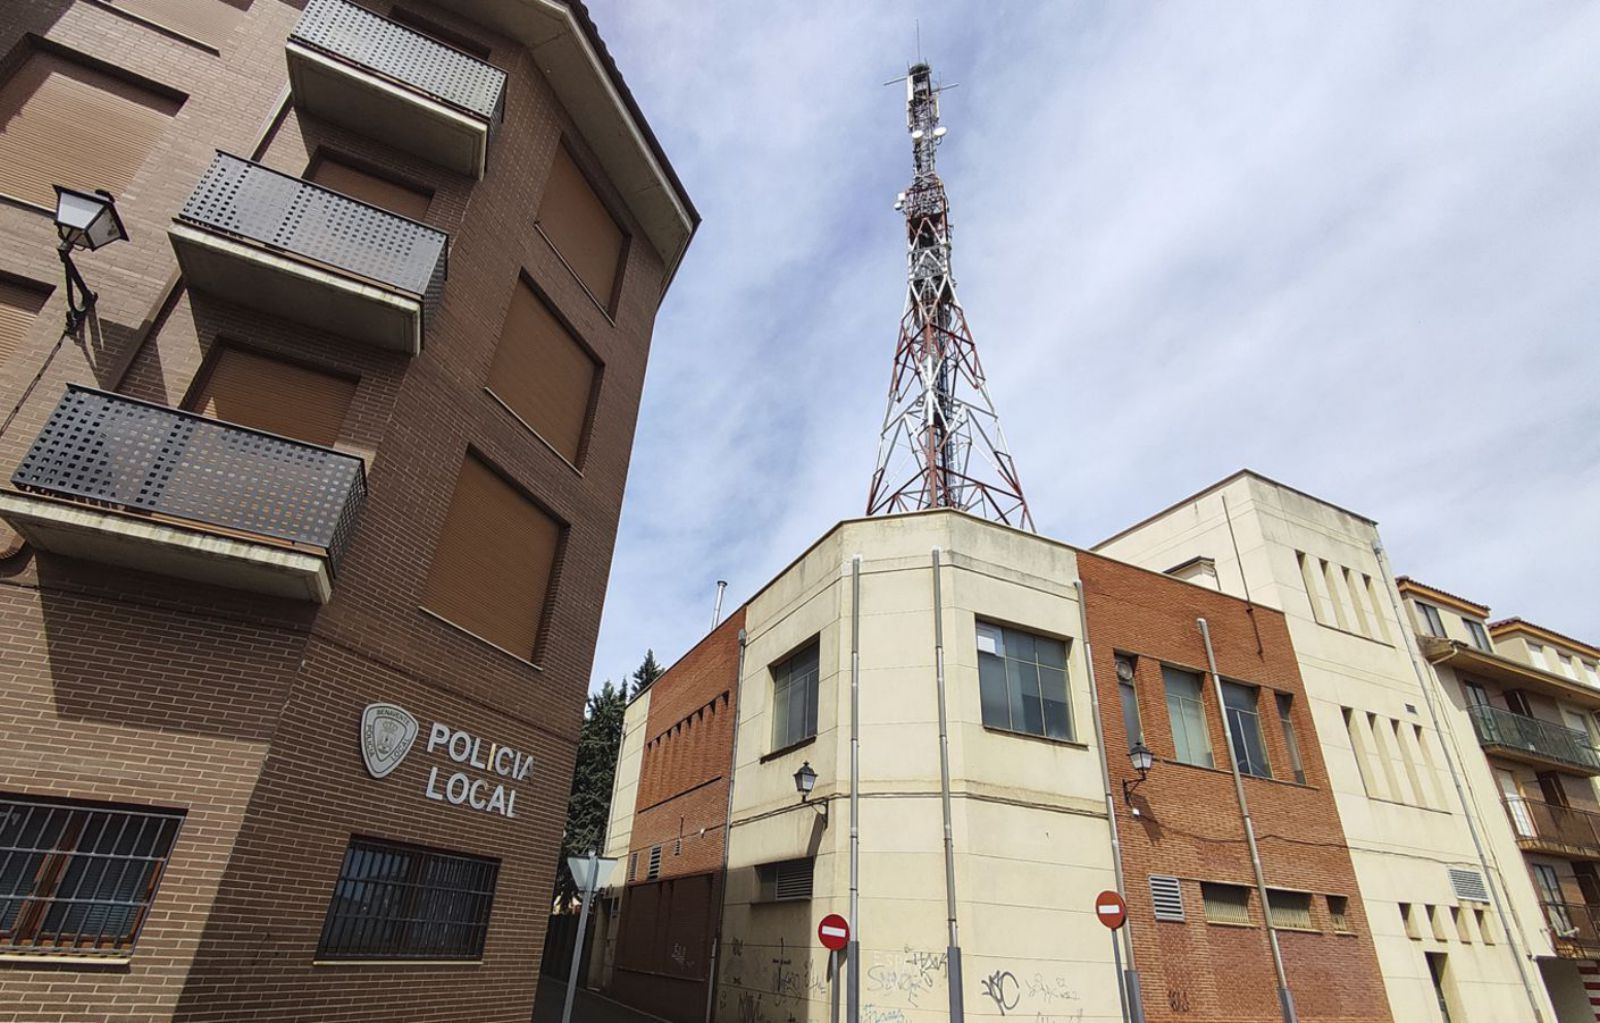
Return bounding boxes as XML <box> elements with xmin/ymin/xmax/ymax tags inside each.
<box><xmin>316</xmin><ymin>837</ymin><xmax>498</xmax><ymax>960</ymax></box>
<box><xmin>0</xmin><ymin>795</ymin><xmax>183</xmax><ymax>956</ymax></box>
<box><xmin>756</xmin><ymin>858</ymin><xmax>813</xmax><ymax>902</ymax></box>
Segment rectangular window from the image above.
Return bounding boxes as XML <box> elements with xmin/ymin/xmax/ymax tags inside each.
<box><xmin>1559</xmin><ymin>654</ymin><xmax>1580</xmax><ymax>680</ymax></box>
<box><xmin>1400</xmin><ymin>902</ymin><xmax>1419</xmax><ymax>939</ymax></box>
<box><xmin>487</xmin><ymin>277</ymin><xmax>600</xmax><ymax>465</ymax></box>
<box><xmin>537</xmin><ymin>141</ymin><xmax>626</xmax><ymax>309</ymax></box>
<box><xmin>1343</xmin><ymin>567</ymin><xmax>1372</xmax><ymax>637</ymax></box>
<box><xmin>1201</xmin><ymin>882</ymin><xmax>1252</xmax><ymax>925</ymax></box>
<box><xmin>317</xmin><ymin>837</ymin><xmax>497</xmax><ymax>960</ymax></box>
<box><xmin>1364</xmin><ymin>575</ymin><xmax>1393</xmax><ymax>643</ymax></box>
<box><xmin>756</xmin><ymin>858</ymin><xmax>813</xmax><ymax>902</ymax></box>
<box><xmin>103</xmin><ymin>0</ymin><xmax>249</xmax><ymax>48</ymax></box>
<box><xmin>0</xmin><ymin>796</ymin><xmax>182</xmax><ymax>956</ymax></box>
<box><xmin>1222</xmin><ymin>682</ymin><xmax>1271</xmax><ymax>778</ymax></box>
<box><xmin>770</xmin><ymin>639</ymin><xmax>820</xmax><ymax>751</ymax></box>
<box><xmin>186</xmin><ymin>346</ymin><xmax>356</xmax><ymax>448</ymax></box>
<box><xmin>0</xmin><ymin>277</ymin><xmax>50</xmax><ymax>371</ymax></box>
<box><xmin>1429</xmin><ymin>905</ymin><xmax>1449</xmax><ymax>942</ymax></box>
<box><xmin>1451</xmin><ymin>906</ymin><xmax>1471</xmax><ymax>943</ymax></box>
<box><xmin>1416</xmin><ymin>603</ymin><xmax>1446</xmax><ymax>638</ymax></box>
<box><xmin>423</xmin><ymin>455</ymin><xmax>563</xmax><ymax>659</ymax></box>
<box><xmin>1344</xmin><ymin>707</ymin><xmax>1384</xmax><ymax>798</ymax></box>
<box><xmin>1527</xmin><ymin>643</ymin><xmax>1550</xmax><ymax>670</ymax></box>
<box><xmin>1327</xmin><ymin>895</ymin><xmax>1352</xmax><ymax>933</ymax></box>
<box><xmin>1475</xmin><ymin>908</ymin><xmax>1495</xmax><ymax>944</ymax></box>
<box><xmin>1267</xmin><ymin>890</ymin><xmax>1314</xmax><ymax>930</ymax></box>
<box><xmin>1321</xmin><ymin>559</ymin><xmax>1351</xmax><ymax>631</ymax></box>
<box><xmin>1464</xmin><ymin>619</ymin><xmax>1492</xmax><ymax>652</ymax></box>
<box><xmin>1462</xmin><ymin>682</ymin><xmax>1491</xmax><ymax>709</ymax></box>
<box><xmin>976</xmin><ymin>622</ymin><xmax>1072</xmax><ymax>740</ymax></box>
<box><xmin>1296</xmin><ymin>551</ymin><xmax>1326</xmax><ymax>625</ymax></box>
<box><xmin>1164</xmin><ymin>666</ymin><xmax>1213</xmax><ymax>768</ymax></box>
<box><xmin>1276</xmin><ymin>693</ymin><xmax>1306</xmax><ymax>784</ymax></box>
<box><xmin>1117</xmin><ymin>655</ymin><xmax>1143</xmax><ymax>745</ymax></box>
<box><xmin>0</xmin><ymin>50</ymin><xmax>181</xmax><ymax>209</ymax></box>
<box><xmin>307</xmin><ymin>154</ymin><xmax>432</xmax><ymax>220</ymax></box>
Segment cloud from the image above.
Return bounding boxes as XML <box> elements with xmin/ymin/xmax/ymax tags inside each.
<box><xmin>583</xmin><ymin>1</ymin><xmax>1600</xmax><ymax>686</ymax></box>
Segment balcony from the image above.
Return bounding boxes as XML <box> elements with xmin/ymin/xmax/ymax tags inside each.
<box><xmin>0</xmin><ymin>387</ymin><xmax>365</xmax><ymax>603</ymax></box>
<box><xmin>1503</xmin><ymin>798</ymin><xmax>1600</xmax><ymax>859</ymax></box>
<box><xmin>286</xmin><ymin>0</ymin><xmax>506</xmax><ymax>178</ymax></box>
<box><xmin>170</xmin><ymin>153</ymin><xmax>447</xmax><ymax>354</ymax></box>
<box><xmin>1543</xmin><ymin>902</ymin><xmax>1600</xmax><ymax>959</ymax></box>
<box><xmin>1468</xmin><ymin>705</ymin><xmax>1600</xmax><ymax>776</ymax></box>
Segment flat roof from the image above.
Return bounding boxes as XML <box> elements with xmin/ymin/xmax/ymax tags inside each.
<box><xmin>1092</xmin><ymin>469</ymin><xmax>1377</xmax><ymax>551</ymax></box>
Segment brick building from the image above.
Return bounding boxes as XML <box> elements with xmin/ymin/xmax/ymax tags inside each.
<box><xmin>0</xmin><ymin>1</ymin><xmax>694</xmax><ymax>1020</ymax></box>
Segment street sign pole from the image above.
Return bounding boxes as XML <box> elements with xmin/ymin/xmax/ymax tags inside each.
<box><xmin>820</xmin><ymin>913</ymin><xmax>851</xmax><ymax>1023</ymax></box>
<box><xmin>830</xmin><ymin>949</ymin><xmax>840</xmax><ymax>1023</ymax></box>
<box><xmin>1095</xmin><ymin>890</ymin><xmax>1133</xmax><ymax>1023</ymax></box>
<box><xmin>561</xmin><ymin>850</ymin><xmax>617</xmax><ymax>1023</ymax></box>
<box><xmin>1111</xmin><ymin>927</ymin><xmax>1129</xmax><ymax>1023</ymax></box>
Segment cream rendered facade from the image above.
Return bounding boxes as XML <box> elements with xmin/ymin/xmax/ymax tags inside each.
<box><xmin>1095</xmin><ymin>471</ymin><xmax>1557</xmax><ymax>1023</ymax></box>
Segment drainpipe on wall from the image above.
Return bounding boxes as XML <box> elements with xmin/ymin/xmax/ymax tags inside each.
<box><xmin>930</xmin><ymin>550</ymin><xmax>965</xmax><ymax>1023</ymax></box>
<box><xmin>1074</xmin><ymin>579</ymin><xmax>1144</xmax><ymax>1023</ymax></box>
<box><xmin>704</xmin><ymin>627</ymin><xmax>749</xmax><ymax>1023</ymax></box>
<box><xmin>848</xmin><ymin>555</ymin><xmax>862</xmax><ymax>1023</ymax></box>
<box><xmin>1198</xmin><ymin>617</ymin><xmax>1298</xmax><ymax>1023</ymax></box>
<box><xmin>1371</xmin><ymin>542</ymin><xmax>1549</xmax><ymax>1023</ymax></box>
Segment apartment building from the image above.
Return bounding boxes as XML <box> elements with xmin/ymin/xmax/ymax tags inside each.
<box><xmin>0</xmin><ymin>1</ymin><xmax>694</xmax><ymax>1020</ymax></box>
<box><xmin>1398</xmin><ymin>579</ymin><xmax>1600</xmax><ymax>1022</ymax></box>
<box><xmin>1095</xmin><ymin>471</ymin><xmax>1556</xmax><ymax>1023</ymax></box>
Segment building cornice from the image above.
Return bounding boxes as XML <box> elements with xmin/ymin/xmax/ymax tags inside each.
<box><xmin>1395</xmin><ymin>577</ymin><xmax>1490</xmax><ymax>619</ymax></box>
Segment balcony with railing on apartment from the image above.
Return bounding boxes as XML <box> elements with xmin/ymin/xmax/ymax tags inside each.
<box><xmin>169</xmin><ymin>152</ymin><xmax>447</xmax><ymax>354</ymax></box>
<box><xmin>1469</xmin><ymin>705</ymin><xmax>1600</xmax><ymax>776</ymax></box>
<box><xmin>0</xmin><ymin>387</ymin><xmax>365</xmax><ymax>603</ymax></box>
<box><xmin>1543</xmin><ymin>901</ymin><xmax>1600</xmax><ymax>959</ymax></box>
<box><xmin>286</xmin><ymin>0</ymin><xmax>506</xmax><ymax>177</ymax></box>
<box><xmin>1504</xmin><ymin>798</ymin><xmax>1600</xmax><ymax>859</ymax></box>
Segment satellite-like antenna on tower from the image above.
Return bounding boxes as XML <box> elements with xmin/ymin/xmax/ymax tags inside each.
<box><xmin>866</xmin><ymin>63</ymin><xmax>1034</xmax><ymax>530</ymax></box>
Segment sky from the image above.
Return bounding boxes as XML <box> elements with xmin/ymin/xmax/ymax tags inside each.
<box><xmin>581</xmin><ymin>1</ymin><xmax>1600</xmax><ymax>690</ymax></box>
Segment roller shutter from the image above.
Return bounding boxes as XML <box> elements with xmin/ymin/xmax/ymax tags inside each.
<box><xmin>487</xmin><ymin>279</ymin><xmax>598</xmax><ymax>464</ymax></box>
<box><xmin>188</xmin><ymin>347</ymin><xmax>356</xmax><ymax>448</ymax></box>
<box><xmin>104</xmin><ymin>0</ymin><xmax>249</xmax><ymax>48</ymax></box>
<box><xmin>309</xmin><ymin>157</ymin><xmax>432</xmax><ymax>222</ymax></box>
<box><xmin>0</xmin><ymin>279</ymin><xmax>50</xmax><ymax>371</ymax></box>
<box><xmin>537</xmin><ymin>143</ymin><xmax>625</xmax><ymax>308</ymax></box>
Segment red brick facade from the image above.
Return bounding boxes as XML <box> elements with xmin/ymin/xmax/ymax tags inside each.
<box><xmin>1077</xmin><ymin>552</ymin><xmax>1392</xmax><ymax>1023</ymax></box>
<box><xmin>0</xmin><ymin>2</ymin><xmax>689</xmax><ymax>1020</ymax></box>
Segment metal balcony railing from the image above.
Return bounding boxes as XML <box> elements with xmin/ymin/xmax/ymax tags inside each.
<box><xmin>1503</xmin><ymin>797</ymin><xmax>1600</xmax><ymax>857</ymax></box>
<box><xmin>1543</xmin><ymin>901</ymin><xmax>1600</xmax><ymax>957</ymax></box>
<box><xmin>11</xmin><ymin>387</ymin><xmax>366</xmax><ymax>569</ymax></box>
<box><xmin>1468</xmin><ymin>704</ymin><xmax>1600</xmax><ymax>773</ymax></box>
<box><xmin>178</xmin><ymin>152</ymin><xmax>448</xmax><ymax>305</ymax></box>
<box><xmin>291</xmin><ymin>0</ymin><xmax>506</xmax><ymax>126</ymax></box>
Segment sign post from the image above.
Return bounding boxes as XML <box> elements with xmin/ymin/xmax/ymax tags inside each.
<box><xmin>820</xmin><ymin>913</ymin><xmax>850</xmax><ymax>1023</ymax></box>
<box><xmin>1095</xmin><ymin>890</ymin><xmax>1132</xmax><ymax>1023</ymax></box>
<box><xmin>561</xmin><ymin>850</ymin><xmax>618</xmax><ymax>1023</ymax></box>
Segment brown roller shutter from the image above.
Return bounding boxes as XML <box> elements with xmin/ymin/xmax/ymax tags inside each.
<box><xmin>423</xmin><ymin>456</ymin><xmax>561</xmax><ymax>659</ymax></box>
<box><xmin>308</xmin><ymin>157</ymin><xmax>432</xmax><ymax>222</ymax></box>
<box><xmin>487</xmin><ymin>280</ymin><xmax>598</xmax><ymax>464</ymax></box>
<box><xmin>0</xmin><ymin>51</ymin><xmax>180</xmax><ymax>209</ymax></box>
<box><xmin>105</xmin><ymin>0</ymin><xmax>250</xmax><ymax>48</ymax></box>
<box><xmin>0</xmin><ymin>279</ymin><xmax>50</xmax><ymax>370</ymax></box>
<box><xmin>187</xmin><ymin>347</ymin><xmax>356</xmax><ymax>448</ymax></box>
<box><xmin>537</xmin><ymin>143</ymin><xmax>625</xmax><ymax>308</ymax></box>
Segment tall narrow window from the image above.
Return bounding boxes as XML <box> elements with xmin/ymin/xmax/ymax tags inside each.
<box><xmin>423</xmin><ymin>456</ymin><xmax>563</xmax><ymax>659</ymax></box>
<box><xmin>1327</xmin><ymin>895</ymin><xmax>1352</xmax><ymax>933</ymax></box>
<box><xmin>1464</xmin><ymin>619</ymin><xmax>1492</xmax><ymax>652</ymax></box>
<box><xmin>976</xmin><ymin>622</ymin><xmax>1072</xmax><ymax>740</ymax></box>
<box><xmin>0</xmin><ymin>277</ymin><xmax>49</xmax><ymax>371</ymax></box>
<box><xmin>1426</xmin><ymin>952</ymin><xmax>1457</xmax><ymax>1023</ymax></box>
<box><xmin>1276</xmin><ymin>693</ymin><xmax>1306</xmax><ymax>784</ymax></box>
<box><xmin>486</xmin><ymin>278</ymin><xmax>600</xmax><ymax>465</ymax></box>
<box><xmin>1320</xmin><ymin>559</ymin><xmax>1351</xmax><ymax>630</ymax></box>
<box><xmin>1363</xmin><ymin>575</ymin><xmax>1393</xmax><ymax>643</ymax></box>
<box><xmin>1116</xmin><ymin>655</ymin><xmax>1143</xmax><ymax>744</ymax></box>
<box><xmin>537</xmin><ymin>142</ymin><xmax>626</xmax><ymax>308</ymax></box>
<box><xmin>1462</xmin><ymin>682</ymin><xmax>1491</xmax><ymax>709</ymax></box>
<box><xmin>1296</xmin><ymin>551</ymin><xmax>1326</xmax><ymax>625</ymax></box>
<box><xmin>1415</xmin><ymin>602</ymin><xmax>1446</xmax><ymax>638</ymax></box>
<box><xmin>186</xmin><ymin>346</ymin><xmax>356</xmax><ymax>448</ymax></box>
<box><xmin>317</xmin><ymin>837</ymin><xmax>497</xmax><ymax>960</ymax></box>
<box><xmin>1343</xmin><ymin>567</ymin><xmax>1372</xmax><ymax>637</ymax></box>
<box><xmin>0</xmin><ymin>50</ymin><xmax>181</xmax><ymax>208</ymax></box>
<box><xmin>1222</xmin><ymin>682</ymin><xmax>1271</xmax><ymax>778</ymax></box>
<box><xmin>1344</xmin><ymin>707</ymin><xmax>1385</xmax><ymax>798</ymax></box>
<box><xmin>1163</xmin><ymin>666</ymin><xmax>1213</xmax><ymax>768</ymax></box>
<box><xmin>308</xmin><ymin>154</ymin><xmax>431</xmax><ymax>220</ymax></box>
<box><xmin>770</xmin><ymin>639</ymin><xmax>820</xmax><ymax>751</ymax></box>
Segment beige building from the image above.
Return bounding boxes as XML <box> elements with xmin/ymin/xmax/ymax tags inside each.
<box><xmin>1096</xmin><ymin>471</ymin><xmax>1557</xmax><ymax>1023</ymax></box>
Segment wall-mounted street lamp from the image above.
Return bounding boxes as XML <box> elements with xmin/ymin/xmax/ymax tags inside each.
<box><xmin>53</xmin><ymin>186</ymin><xmax>128</xmax><ymax>332</ymax></box>
<box><xmin>794</xmin><ymin>760</ymin><xmax>827</xmax><ymax>821</ymax></box>
<box><xmin>1122</xmin><ymin>741</ymin><xmax>1154</xmax><ymax>806</ymax></box>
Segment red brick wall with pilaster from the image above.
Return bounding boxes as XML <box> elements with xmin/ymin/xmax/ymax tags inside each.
<box><xmin>1076</xmin><ymin>552</ymin><xmax>1392</xmax><ymax>1023</ymax></box>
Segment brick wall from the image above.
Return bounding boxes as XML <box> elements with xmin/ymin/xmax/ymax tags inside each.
<box><xmin>1077</xmin><ymin>552</ymin><xmax>1393</xmax><ymax>1023</ymax></box>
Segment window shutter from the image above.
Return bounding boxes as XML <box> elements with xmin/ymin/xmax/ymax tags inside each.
<box><xmin>104</xmin><ymin>0</ymin><xmax>248</xmax><ymax>48</ymax></box>
<box><xmin>537</xmin><ymin>143</ymin><xmax>625</xmax><ymax>307</ymax></box>
<box><xmin>0</xmin><ymin>51</ymin><xmax>179</xmax><ymax>209</ymax></box>
<box><xmin>1449</xmin><ymin>868</ymin><xmax>1489</xmax><ymax>903</ymax></box>
<box><xmin>0</xmin><ymin>278</ymin><xmax>50</xmax><ymax>370</ymax></box>
<box><xmin>647</xmin><ymin>846</ymin><xmax>661</xmax><ymax>880</ymax></box>
<box><xmin>188</xmin><ymin>347</ymin><xmax>356</xmax><ymax>448</ymax></box>
<box><xmin>487</xmin><ymin>280</ymin><xmax>598</xmax><ymax>464</ymax></box>
<box><xmin>309</xmin><ymin>156</ymin><xmax>432</xmax><ymax>221</ymax></box>
<box><xmin>423</xmin><ymin>456</ymin><xmax>561</xmax><ymax>658</ymax></box>
<box><xmin>773</xmin><ymin>859</ymin><xmax>813</xmax><ymax>901</ymax></box>
<box><xmin>1150</xmin><ymin>875</ymin><xmax>1184</xmax><ymax>921</ymax></box>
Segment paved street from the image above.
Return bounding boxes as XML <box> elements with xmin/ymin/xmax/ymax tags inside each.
<box><xmin>533</xmin><ymin>981</ymin><xmax>665</xmax><ymax>1023</ymax></box>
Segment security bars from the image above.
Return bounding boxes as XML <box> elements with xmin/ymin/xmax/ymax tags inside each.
<box><xmin>317</xmin><ymin>837</ymin><xmax>498</xmax><ymax>960</ymax></box>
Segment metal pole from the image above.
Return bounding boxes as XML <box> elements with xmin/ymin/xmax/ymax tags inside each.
<box><xmin>1198</xmin><ymin>618</ymin><xmax>1297</xmax><ymax>1023</ymax></box>
<box><xmin>830</xmin><ymin>949</ymin><xmax>841</xmax><ymax>1023</ymax></box>
<box><xmin>561</xmin><ymin>849</ymin><xmax>598</xmax><ymax>1023</ymax></box>
<box><xmin>1110</xmin><ymin>927</ymin><xmax>1129</xmax><ymax>1023</ymax></box>
<box><xmin>711</xmin><ymin>580</ymin><xmax>728</xmax><ymax>629</ymax></box>
<box><xmin>705</xmin><ymin>628</ymin><xmax>750</xmax><ymax>1023</ymax></box>
<box><xmin>930</xmin><ymin>550</ymin><xmax>964</xmax><ymax>1022</ymax></box>
<box><xmin>1074</xmin><ymin>581</ymin><xmax>1143</xmax><ymax>1023</ymax></box>
<box><xmin>848</xmin><ymin>555</ymin><xmax>862</xmax><ymax>1023</ymax></box>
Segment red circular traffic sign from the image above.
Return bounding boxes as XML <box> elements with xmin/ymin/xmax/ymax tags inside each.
<box><xmin>1095</xmin><ymin>890</ymin><xmax>1127</xmax><ymax>930</ymax></box>
<box><xmin>818</xmin><ymin>913</ymin><xmax>850</xmax><ymax>950</ymax></box>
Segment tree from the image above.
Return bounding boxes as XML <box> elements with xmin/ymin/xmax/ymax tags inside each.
<box><xmin>556</xmin><ymin>678</ymin><xmax>628</xmax><ymax>906</ymax></box>
<box><xmin>629</xmin><ymin>649</ymin><xmax>664</xmax><ymax>696</ymax></box>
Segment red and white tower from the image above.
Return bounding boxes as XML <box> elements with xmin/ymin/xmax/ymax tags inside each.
<box><xmin>866</xmin><ymin>63</ymin><xmax>1033</xmax><ymax>530</ymax></box>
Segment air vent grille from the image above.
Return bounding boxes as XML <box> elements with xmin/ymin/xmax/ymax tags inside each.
<box><xmin>1150</xmin><ymin>875</ymin><xmax>1185</xmax><ymax>921</ymax></box>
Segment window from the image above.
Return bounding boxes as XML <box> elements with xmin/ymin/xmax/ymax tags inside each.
<box><xmin>770</xmin><ymin>639</ymin><xmax>820</xmax><ymax>751</ymax></box>
<box><xmin>537</xmin><ymin>141</ymin><xmax>626</xmax><ymax>308</ymax></box>
<box><xmin>1527</xmin><ymin>643</ymin><xmax>1550</xmax><ymax>670</ymax></box>
<box><xmin>308</xmin><ymin>154</ymin><xmax>432</xmax><ymax>220</ymax></box>
<box><xmin>1149</xmin><ymin>875</ymin><xmax>1184</xmax><ymax>921</ymax></box>
<box><xmin>0</xmin><ymin>50</ymin><xmax>181</xmax><ymax>209</ymax></box>
<box><xmin>1327</xmin><ymin>895</ymin><xmax>1352</xmax><ymax>933</ymax></box>
<box><xmin>1416</xmin><ymin>603</ymin><xmax>1446</xmax><ymax>638</ymax></box>
<box><xmin>422</xmin><ymin>455</ymin><xmax>563</xmax><ymax>659</ymax></box>
<box><xmin>1451</xmin><ymin>907</ymin><xmax>1471</xmax><ymax>943</ymax></box>
<box><xmin>976</xmin><ymin>622</ymin><xmax>1072</xmax><ymax>740</ymax></box>
<box><xmin>1116</xmin><ymin>655</ymin><xmax>1143</xmax><ymax>744</ymax></box>
<box><xmin>1267</xmin><ymin>890</ymin><xmax>1314</xmax><ymax>930</ymax></box>
<box><xmin>186</xmin><ymin>346</ymin><xmax>356</xmax><ymax>448</ymax></box>
<box><xmin>1321</xmin><ymin>559</ymin><xmax>1351</xmax><ymax>630</ymax></box>
<box><xmin>1343</xmin><ymin>707</ymin><xmax>1383</xmax><ymax>798</ymax></box>
<box><xmin>756</xmin><ymin>858</ymin><xmax>813</xmax><ymax>902</ymax></box>
<box><xmin>1428</xmin><ymin>905</ymin><xmax>1449</xmax><ymax>942</ymax></box>
<box><xmin>1559</xmin><ymin>654</ymin><xmax>1580</xmax><ymax>680</ymax></box>
<box><xmin>647</xmin><ymin>845</ymin><xmax>662</xmax><ymax>880</ymax></box>
<box><xmin>0</xmin><ymin>277</ymin><xmax>49</xmax><ymax>371</ymax></box>
<box><xmin>0</xmin><ymin>796</ymin><xmax>182</xmax><ymax>956</ymax></box>
<box><xmin>102</xmin><ymin>0</ymin><xmax>249</xmax><ymax>48</ymax></box>
<box><xmin>1464</xmin><ymin>619</ymin><xmax>1492</xmax><ymax>652</ymax></box>
<box><xmin>1221</xmin><ymin>682</ymin><xmax>1271</xmax><ymax>778</ymax></box>
<box><xmin>1584</xmin><ymin>662</ymin><xmax>1600</xmax><ymax>688</ymax></box>
<box><xmin>1201</xmin><ymin>882</ymin><xmax>1251</xmax><ymax>925</ymax></box>
<box><xmin>1363</xmin><ymin>575</ymin><xmax>1393</xmax><ymax>643</ymax></box>
<box><xmin>1400</xmin><ymin>902</ymin><xmax>1419</xmax><ymax>939</ymax></box>
<box><xmin>1475</xmin><ymin>908</ymin><xmax>1495</xmax><ymax>944</ymax></box>
<box><xmin>1343</xmin><ymin>567</ymin><xmax>1372</xmax><ymax>636</ymax></box>
<box><xmin>487</xmin><ymin>278</ymin><xmax>600</xmax><ymax>465</ymax></box>
<box><xmin>1427</xmin><ymin>952</ymin><xmax>1457</xmax><ymax>1023</ymax></box>
<box><xmin>1276</xmin><ymin>693</ymin><xmax>1306</xmax><ymax>784</ymax></box>
<box><xmin>317</xmin><ymin>837</ymin><xmax>497</xmax><ymax>960</ymax></box>
<box><xmin>1296</xmin><ymin>551</ymin><xmax>1326</xmax><ymax>625</ymax></box>
<box><xmin>1164</xmin><ymin>666</ymin><xmax>1213</xmax><ymax>768</ymax></box>
<box><xmin>1462</xmin><ymin>682</ymin><xmax>1490</xmax><ymax>709</ymax></box>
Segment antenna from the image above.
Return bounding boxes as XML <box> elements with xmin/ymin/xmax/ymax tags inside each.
<box><xmin>866</xmin><ymin>63</ymin><xmax>1034</xmax><ymax>530</ymax></box>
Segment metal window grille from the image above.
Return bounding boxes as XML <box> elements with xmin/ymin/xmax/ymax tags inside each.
<box><xmin>316</xmin><ymin>837</ymin><xmax>498</xmax><ymax>960</ymax></box>
<box><xmin>758</xmin><ymin>858</ymin><xmax>813</xmax><ymax>902</ymax></box>
<box><xmin>646</xmin><ymin>846</ymin><xmax>661</xmax><ymax>880</ymax></box>
<box><xmin>0</xmin><ymin>796</ymin><xmax>183</xmax><ymax>957</ymax></box>
<box><xmin>627</xmin><ymin>852</ymin><xmax>638</xmax><ymax>882</ymax></box>
<box><xmin>1449</xmin><ymin>868</ymin><xmax>1489</xmax><ymax>903</ymax></box>
<box><xmin>1149</xmin><ymin>875</ymin><xmax>1184</xmax><ymax>921</ymax></box>
<box><xmin>1201</xmin><ymin>882</ymin><xmax>1252</xmax><ymax>926</ymax></box>
<box><xmin>1328</xmin><ymin>895</ymin><xmax>1352</xmax><ymax>933</ymax></box>
<box><xmin>1267</xmin><ymin>889</ymin><xmax>1314</xmax><ymax>930</ymax></box>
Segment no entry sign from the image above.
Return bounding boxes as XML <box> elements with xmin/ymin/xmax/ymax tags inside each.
<box><xmin>1095</xmin><ymin>890</ymin><xmax>1127</xmax><ymax>930</ymax></box>
<box><xmin>818</xmin><ymin>913</ymin><xmax>850</xmax><ymax>951</ymax></box>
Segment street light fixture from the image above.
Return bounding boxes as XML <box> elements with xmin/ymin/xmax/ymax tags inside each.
<box><xmin>794</xmin><ymin>760</ymin><xmax>827</xmax><ymax>820</ymax></box>
<box><xmin>1122</xmin><ymin>741</ymin><xmax>1154</xmax><ymax>805</ymax></box>
<box><xmin>52</xmin><ymin>186</ymin><xmax>128</xmax><ymax>332</ymax></box>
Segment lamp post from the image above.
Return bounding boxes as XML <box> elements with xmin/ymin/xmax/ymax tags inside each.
<box><xmin>1121</xmin><ymin>742</ymin><xmax>1154</xmax><ymax>806</ymax></box>
<box><xmin>794</xmin><ymin>761</ymin><xmax>827</xmax><ymax>821</ymax></box>
<box><xmin>560</xmin><ymin>848</ymin><xmax>617</xmax><ymax>1023</ymax></box>
<box><xmin>51</xmin><ymin>186</ymin><xmax>128</xmax><ymax>332</ymax></box>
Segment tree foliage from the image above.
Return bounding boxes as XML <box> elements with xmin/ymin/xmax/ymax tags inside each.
<box><xmin>630</xmin><ymin>649</ymin><xmax>664</xmax><ymax>695</ymax></box>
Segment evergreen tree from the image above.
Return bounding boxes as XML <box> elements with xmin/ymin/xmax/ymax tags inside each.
<box><xmin>629</xmin><ymin>649</ymin><xmax>664</xmax><ymax>696</ymax></box>
<box><xmin>557</xmin><ymin>677</ymin><xmax>628</xmax><ymax>905</ymax></box>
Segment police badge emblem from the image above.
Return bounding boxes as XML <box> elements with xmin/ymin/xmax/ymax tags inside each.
<box><xmin>360</xmin><ymin>703</ymin><xmax>418</xmax><ymax>779</ymax></box>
